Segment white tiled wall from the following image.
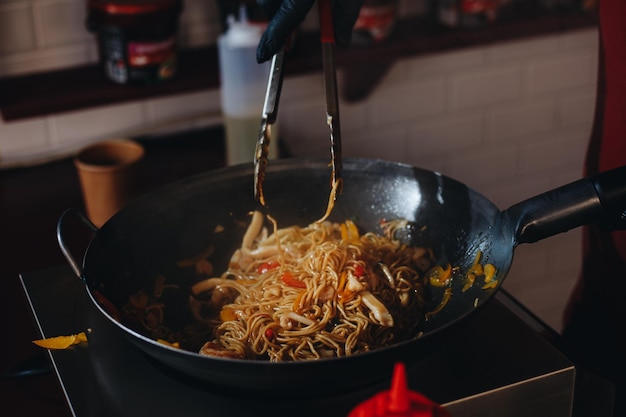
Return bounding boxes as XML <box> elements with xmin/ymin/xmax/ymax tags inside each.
<box><xmin>0</xmin><ymin>0</ymin><xmax>599</xmax><ymax>332</ymax></box>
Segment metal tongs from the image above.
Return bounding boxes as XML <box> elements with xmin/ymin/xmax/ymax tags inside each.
<box><xmin>318</xmin><ymin>0</ymin><xmax>343</xmax><ymax>200</ymax></box>
<box><xmin>254</xmin><ymin>0</ymin><xmax>343</xmax><ymax>209</ymax></box>
<box><xmin>254</xmin><ymin>47</ymin><xmax>285</xmax><ymax>207</ymax></box>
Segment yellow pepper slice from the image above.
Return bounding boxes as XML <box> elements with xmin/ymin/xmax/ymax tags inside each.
<box><xmin>33</xmin><ymin>331</ymin><xmax>88</xmax><ymax>350</ymax></box>
<box><xmin>483</xmin><ymin>263</ymin><xmax>497</xmax><ymax>283</ymax></box>
<box><xmin>340</xmin><ymin>220</ymin><xmax>360</xmax><ymax>245</ymax></box>
<box><xmin>425</xmin><ymin>287</ymin><xmax>453</xmax><ymax>320</ymax></box>
<box><xmin>462</xmin><ymin>272</ymin><xmax>476</xmax><ymax>292</ymax></box>
<box><xmin>482</xmin><ymin>279</ymin><xmax>499</xmax><ymax>290</ymax></box>
<box><xmin>426</xmin><ymin>263</ymin><xmax>452</xmax><ymax>287</ymax></box>
<box><xmin>157</xmin><ymin>339</ymin><xmax>180</xmax><ymax>348</ymax></box>
<box><xmin>220</xmin><ymin>306</ymin><xmax>239</xmax><ymax>322</ymax></box>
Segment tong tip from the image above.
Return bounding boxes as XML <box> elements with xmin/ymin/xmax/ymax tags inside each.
<box><xmin>254</xmin><ymin>121</ymin><xmax>271</xmax><ymax>207</ymax></box>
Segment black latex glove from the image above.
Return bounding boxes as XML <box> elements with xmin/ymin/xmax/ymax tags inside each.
<box><xmin>256</xmin><ymin>0</ymin><xmax>364</xmax><ymax>63</ymax></box>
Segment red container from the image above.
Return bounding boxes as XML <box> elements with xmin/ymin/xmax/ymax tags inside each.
<box><xmin>87</xmin><ymin>0</ymin><xmax>183</xmax><ymax>85</ymax></box>
<box><xmin>347</xmin><ymin>363</ymin><xmax>452</xmax><ymax>417</ymax></box>
<box><xmin>352</xmin><ymin>0</ymin><xmax>398</xmax><ymax>45</ymax></box>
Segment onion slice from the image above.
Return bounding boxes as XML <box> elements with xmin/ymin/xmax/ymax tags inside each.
<box><xmin>361</xmin><ymin>291</ymin><xmax>394</xmax><ymax>327</ymax></box>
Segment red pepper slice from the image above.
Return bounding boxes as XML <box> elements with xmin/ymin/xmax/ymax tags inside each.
<box><xmin>264</xmin><ymin>328</ymin><xmax>276</xmax><ymax>340</ymax></box>
<box><xmin>353</xmin><ymin>264</ymin><xmax>365</xmax><ymax>278</ymax></box>
<box><xmin>281</xmin><ymin>271</ymin><xmax>307</xmax><ymax>288</ymax></box>
<box><xmin>256</xmin><ymin>260</ymin><xmax>280</xmax><ymax>274</ymax></box>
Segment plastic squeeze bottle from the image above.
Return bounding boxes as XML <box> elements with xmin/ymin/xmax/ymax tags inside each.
<box><xmin>347</xmin><ymin>362</ymin><xmax>453</xmax><ymax>417</ymax></box>
<box><xmin>218</xmin><ymin>6</ymin><xmax>278</xmax><ymax>166</ymax></box>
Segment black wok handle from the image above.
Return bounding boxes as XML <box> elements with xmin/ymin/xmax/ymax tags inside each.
<box><xmin>503</xmin><ymin>165</ymin><xmax>626</xmax><ymax>245</ymax></box>
<box><xmin>56</xmin><ymin>208</ymin><xmax>98</xmax><ymax>280</ymax></box>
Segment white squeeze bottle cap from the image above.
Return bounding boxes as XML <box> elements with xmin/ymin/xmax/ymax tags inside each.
<box><xmin>218</xmin><ymin>6</ymin><xmax>269</xmax><ymax>118</ymax></box>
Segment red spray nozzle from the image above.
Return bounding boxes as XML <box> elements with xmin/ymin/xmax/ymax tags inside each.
<box><xmin>347</xmin><ymin>362</ymin><xmax>452</xmax><ymax>417</ymax></box>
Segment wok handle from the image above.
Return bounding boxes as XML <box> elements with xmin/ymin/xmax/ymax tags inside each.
<box><xmin>504</xmin><ymin>165</ymin><xmax>626</xmax><ymax>244</ymax></box>
<box><xmin>56</xmin><ymin>208</ymin><xmax>98</xmax><ymax>280</ymax></box>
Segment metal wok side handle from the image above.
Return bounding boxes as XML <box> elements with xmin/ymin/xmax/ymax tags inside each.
<box><xmin>56</xmin><ymin>208</ymin><xmax>98</xmax><ymax>280</ymax></box>
<box><xmin>503</xmin><ymin>165</ymin><xmax>626</xmax><ymax>245</ymax></box>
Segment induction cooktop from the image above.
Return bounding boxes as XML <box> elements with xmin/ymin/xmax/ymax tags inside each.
<box><xmin>21</xmin><ymin>265</ymin><xmax>577</xmax><ymax>417</ymax></box>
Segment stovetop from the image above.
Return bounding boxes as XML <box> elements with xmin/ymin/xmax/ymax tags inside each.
<box><xmin>21</xmin><ymin>265</ymin><xmax>577</xmax><ymax>417</ymax></box>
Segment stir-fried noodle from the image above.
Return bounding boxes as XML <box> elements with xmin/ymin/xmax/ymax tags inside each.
<box><xmin>189</xmin><ymin>211</ymin><xmax>437</xmax><ymax>361</ymax></box>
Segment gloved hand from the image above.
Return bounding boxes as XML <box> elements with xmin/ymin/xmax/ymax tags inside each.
<box><xmin>256</xmin><ymin>0</ymin><xmax>364</xmax><ymax>63</ymax></box>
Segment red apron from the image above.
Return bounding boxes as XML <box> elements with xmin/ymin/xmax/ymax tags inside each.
<box><xmin>562</xmin><ymin>0</ymin><xmax>626</xmax><ymax>400</ymax></box>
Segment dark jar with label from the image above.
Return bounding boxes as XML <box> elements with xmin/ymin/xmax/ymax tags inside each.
<box><xmin>351</xmin><ymin>0</ymin><xmax>398</xmax><ymax>45</ymax></box>
<box><xmin>87</xmin><ymin>0</ymin><xmax>183</xmax><ymax>85</ymax></box>
<box><xmin>437</xmin><ymin>0</ymin><xmax>509</xmax><ymax>28</ymax></box>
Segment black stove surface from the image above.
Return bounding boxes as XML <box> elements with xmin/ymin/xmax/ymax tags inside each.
<box><xmin>21</xmin><ymin>265</ymin><xmax>577</xmax><ymax>417</ymax></box>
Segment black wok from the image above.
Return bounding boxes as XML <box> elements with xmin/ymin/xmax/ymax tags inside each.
<box><xmin>57</xmin><ymin>157</ymin><xmax>626</xmax><ymax>394</ymax></box>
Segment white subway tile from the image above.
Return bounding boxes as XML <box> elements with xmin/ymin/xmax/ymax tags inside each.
<box><xmin>546</xmin><ymin>230</ymin><xmax>583</xmax><ymax>274</ymax></box>
<box><xmin>375</xmin><ymin>60</ymin><xmax>410</xmax><ymax>88</ymax></box>
<box><xmin>486</xmin><ymin>173</ymin><xmax>558</xmax><ymax>208</ymax></box>
<box><xmin>528</xmin><ymin>51</ymin><xmax>596</xmax><ymax>97</ymax></box>
<box><xmin>178</xmin><ymin>0</ymin><xmax>220</xmax><ymax>47</ymax></box>
<box><xmin>0</xmin><ymin>118</ymin><xmax>54</xmax><ymax>167</ymax></box>
<box><xmin>506</xmin><ymin>268</ymin><xmax>577</xmax><ymax>331</ymax></box>
<box><xmin>279</xmin><ymin>96</ymin><xmax>328</xmax><ymax>157</ymax></box>
<box><xmin>519</xmin><ymin>130</ymin><xmax>587</xmax><ymax>177</ymax></box>
<box><xmin>0</xmin><ymin>2</ymin><xmax>36</xmax><ymax>54</ymax></box>
<box><xmin>137</xmin><ymin>90</ymin><xmax>223</xmax><ymax>135</ymax></box>
<box><xmin>405</xmin><ymin>47</ymin><xmax>486</xmax><ymax>78</ymax></box>
<box><xmin>146</xmin><ymin>90</ymin><xmax>221</xmax><ymax>122</ymax></box>
<box><xmin>50</xmin><ymin>102</ymin><xmax>146</xmax><ymax>148</ymax></box>
<box><xmin>488</xmin><ymin>35</ymin><xmax>559</xmax><ymax>63</ymax></box>
<box><xmin>282</xmin><ymin>73</ymin><xmax>324</xmax><ymax>102</ymax></box>
<box><xmin>560</xmin><ymin>28</ymin><xmax>598</xmax><ymax>52</ymax></box>
<box><xmin>447</xmin><ymin>144</ymin><xmax>518</xmax><ymax>191</ymax></box>
<box><xmin>409</xmin><ymin>155</ymin><xmax>447</xmax><ymax>176</ymax></box>
<box><xmin>503</xmin><ymin>241</ymin><xmax>550</xmax><ymax>294</ymax></box>
<box><xmin>488</xmin><ymin>100</ymin><xmax>556</xmax><ymax>143</ymax></box>
<box><xmin>559</xmin><ymin>92</ymin><xmax>595</xmax><ymax>129</ymax></box>
<box><xmin>342</xmin><ymin>124</ymin><xmax>408</xmax><ymax>163</ymax></box>
<box><xmin>35</xmin><ymin>0</ymin><xmax>91</xmax><ymax>48</ymax></box>
<box><xmin>338</xmin><ymin>99</ymin><xmax>368</xmax><ymax>132</ymax></box>
<box><xmin>0</xmin><ymin>43</ymin><xmax>95</xmax><ymax>76</ymax></box>
<box><xmin>554</xmin><ymin>161</ymin><xmax>586</xmax><ymax>186</ymax></box>
<box><xmin>407</xmin><ymin>113</ymin><xmax>484</xmax><ymax>155</ymax></box>
<box><xmin>367</xmin><ymin>77</ymin><xmax>446</xmax><ymax>125</ymax></box>
<box><xmin>504</xmin><ymin>230</ymin><xmax>581</xmax><ymax>332</ymax></box>
<box><xmin>0</xmin><ymin>118</ymin><xmax>48</xmax><ymax>153</ymax></box>
<box><xmin>449</xmin><ymin>65</ymin><xmax>521</xmax><ymax>109</ymax></box>
<box><xmin>180</xmin><ymin>0</ymin><xmax>220</xmax><ymax>25</ymax></box>
<box><xmin>178</xmin><ymin>22</ymin><xmax>218</xmax><ymax>48</ymax></box>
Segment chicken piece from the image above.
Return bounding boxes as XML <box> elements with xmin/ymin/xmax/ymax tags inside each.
<box><xmin>199</xmin><ymin>341</ymin><xmax>244</xmax><ymax>359</ymax></box>
<box><xmin>361</xmin><ymin>291</ymin><xmax>394</xmax><ymax>327</ymax></box>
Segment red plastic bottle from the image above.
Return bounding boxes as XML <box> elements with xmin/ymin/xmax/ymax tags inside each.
<box><xmin>347</xmin><ymin>363</ymin><xmax>452</xmax><ymax>417</ymax></box>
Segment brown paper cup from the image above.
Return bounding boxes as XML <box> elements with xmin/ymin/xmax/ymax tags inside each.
<box><xmin>74</xmin><ymin>139</ymin><xmax>145</xmax><ymax>228</ymax></box>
